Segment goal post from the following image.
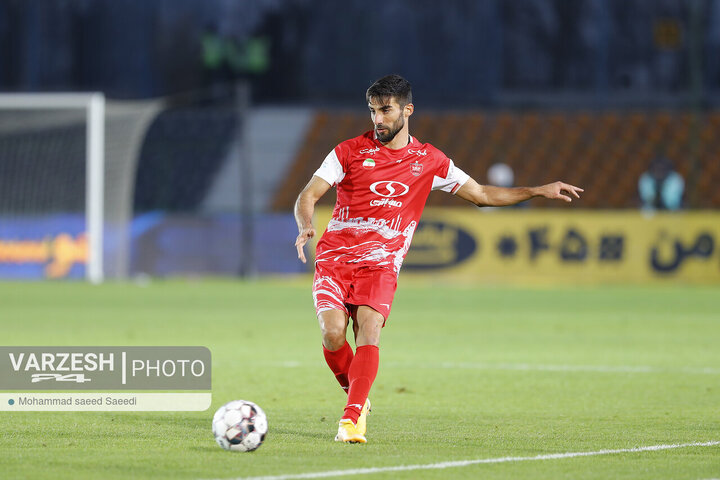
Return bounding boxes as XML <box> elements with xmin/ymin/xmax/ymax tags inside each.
<box><xmin>0</xmin><ymin>88</ymin><xmax>257</xmax><ymax>281</ymax></box>
<box><xmin>0</xmin><ymin>93</ymin><xmax>105</xmax><ymax>283</ymax></box>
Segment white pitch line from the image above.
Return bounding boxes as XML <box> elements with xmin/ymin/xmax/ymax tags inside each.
<box><xmin>207</xmin><ymin>441</ymin><xmax>720</xmax><ymax>480</ymax></box>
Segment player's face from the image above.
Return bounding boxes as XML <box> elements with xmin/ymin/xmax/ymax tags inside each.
<box><xmin>369</xmin><ymin>98</ymin><xmax>406</xmax><ymax>143</ymax></box>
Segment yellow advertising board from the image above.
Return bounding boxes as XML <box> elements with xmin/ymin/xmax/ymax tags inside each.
<box><xmin>312</xmin><ymin>208</ymin><xmax>720</xmax><ymax>284</ymax></box>
<box><xmin>0</xmin><ymin>233</ymin><xmax>87</xmax><ymax>279</ymax></box>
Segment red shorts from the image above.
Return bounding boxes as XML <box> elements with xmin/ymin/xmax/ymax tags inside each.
<box><xmin>312</xmin><ymin>262</ymin><xmax>398</xmax><ymax>322</ymax></box>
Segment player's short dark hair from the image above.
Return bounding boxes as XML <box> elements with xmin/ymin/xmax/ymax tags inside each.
<box><xmin>366</xmin><ymin>74</ymin><xmax>412</xmax><ymax>108</ymax></box>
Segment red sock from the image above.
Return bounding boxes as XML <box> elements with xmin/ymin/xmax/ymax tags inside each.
<box><xmin>343</xmin><ymin>345</ymin><xmax>379</xmax><ymax>423</ymax></box>
<box><xmin>322</xmin><ymin>341</ymin><xmax>354</xmax><ymax>392</ymax></box>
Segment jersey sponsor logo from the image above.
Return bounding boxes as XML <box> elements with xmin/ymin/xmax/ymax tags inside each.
<box><xmin>408</xmin><ymin>149</ymin><xmax>428</xmax><ymax>156</ymax></box>
<box><xmin>359</xmin><ymin>147</ymin><xmax>380</xmax><ymax>155</ymax></box>
<box><xmin>369</xmin><ymin>181</ymin><xmax>410</xmax><ymax>198</ymax></box>
<box><xmin>363</xmin><ymin>158</ymin><xmax>376</xmax><ymax>169</ymax></box>
<box><xmin>410</xmin><ymin>161</ymin><xmax>423</xmax><ymax>176</ymax></box>
<box><xmin>370</xmin><ymin>198</ymin><xmax>402</xmax><ymax>208</ymax></box>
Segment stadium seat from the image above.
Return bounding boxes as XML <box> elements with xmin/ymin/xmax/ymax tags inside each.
<box><xmin>273</xmin><ymin>110</ymin><xmax>720</xmax><ymax>210</ymax></box>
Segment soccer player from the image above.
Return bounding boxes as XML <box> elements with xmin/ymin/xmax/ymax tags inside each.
<box><xmin>294</xmin><ymin>74</ymin><xmax>583</xmax><ymax>443</ymax></box>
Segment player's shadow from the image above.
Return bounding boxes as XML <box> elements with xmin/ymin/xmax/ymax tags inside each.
<box><xmin>189</xmin><ymin>427</ymin><xmax>326</xmax><ymax>453</ymax></box>
<box><xmin>268</xmin><ymin>426</ymin><xmax>327</xmax><ymax>440</ymax></box>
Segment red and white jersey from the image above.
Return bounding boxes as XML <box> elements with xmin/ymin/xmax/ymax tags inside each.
<box><xmin>314</xmin><ymin>130</ymin><xmax>470</xmax><ymax>274</ymax></box>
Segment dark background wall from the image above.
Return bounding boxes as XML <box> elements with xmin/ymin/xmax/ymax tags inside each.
<box><xmin>2</xmin><ymin>0</ymin><xmax>719</xmax><ymax>105</ymax></box>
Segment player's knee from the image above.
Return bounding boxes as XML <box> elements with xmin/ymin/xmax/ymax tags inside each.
<box><xmin>318</xmin><ymin>314</ymin><xmax>348</xmax><ymax>350</ymax></box>
<box><xmin>322</xmin><ymin>329</ymin><xmax>346</xmax><ymax>350</ymax></box>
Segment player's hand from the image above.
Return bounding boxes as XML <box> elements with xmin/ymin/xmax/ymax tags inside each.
<box><xmin>539</xmin><ymin>181</ymin><xmax>583</xmax><ymax>202</ymax></box>
<box><xmin>295</xmin><ymin>227</ymin><xmax>316</xmax><ymax>264</ymax></box>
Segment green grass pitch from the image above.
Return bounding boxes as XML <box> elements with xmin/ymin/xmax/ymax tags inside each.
<box><xmin>0</xmin><ymin>279</ymin><xmax>718</xmax><ymax>479</ymax></box>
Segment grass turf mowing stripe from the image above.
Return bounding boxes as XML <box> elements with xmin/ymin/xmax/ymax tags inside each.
<box><xmin>272</xmin><ymin>361</ymin><xmax>720</xmax><ymax>375</ymax></box>
<box><xmin>208</xmin><ymin>441</ymin><xmax>720</xmax><ymax>480</ymax></box>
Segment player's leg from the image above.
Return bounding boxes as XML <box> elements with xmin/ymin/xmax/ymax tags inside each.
<box><xmin>337</xmin><ymin>268</ymin><xmax>396</xmax><ymax>442</ymax></box>
<box><xmin>350</xmin><ymin>306</ymin><xmax>360</xmax><ymax>345</ymax></box>
<box><xmin>318</xmin><ymin>308</ymin><xmax>350</xmax><ymax>350</ymax></box>
<box><xmin>313</xmin><ymin>263</ymin><xmax>354</xmax><ymax>393</ymax></box>
<box><xmin>342</xmin><ymin>305</ymin><xmax>382</xmax><ymax>421</ymax></box>
<box><xmin>353</xmin><ymin>305</ymin><xmax>384</xmax><ymax>347</ymax></box>
<box><xmin>335</xmin><ymin>305</ymin><xmax>382</xmax><ymax>443</ymax></box>
<box><xmin>319</xmin><ymin>309</ymin><xmax>354</xmax><ymax>393</ymax></box>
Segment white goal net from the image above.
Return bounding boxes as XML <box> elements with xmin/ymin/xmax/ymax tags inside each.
<box><xmin>0</xmin><ymin>93</ymin><xmax>162</xmax><ymax>282</ymax></box>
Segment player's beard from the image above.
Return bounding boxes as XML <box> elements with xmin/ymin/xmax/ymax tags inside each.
<box><xmin>375</xmin><ymin>115</ymin><xmax>405</xmax><ymax>143</ymax></box>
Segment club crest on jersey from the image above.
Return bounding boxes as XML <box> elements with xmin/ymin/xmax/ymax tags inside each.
<box><xmin>363</xmin><ymin>158</ymin><xmax>375</xmax><ymax>169</ymax></box>
<box><xmin>410</xmin><ymin>161</ymin><xmax>423</xmax><ymax>176</ymax></box>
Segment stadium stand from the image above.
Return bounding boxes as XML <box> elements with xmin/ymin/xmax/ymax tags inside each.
<box><xmin>273</xmin><ymin>110</ymin><xmax>720</xmax><ymax>210</ymax></box>
<box><xmin>133</xmin><ymin>103</ymin><xmax>238</xmax><ymax>212</ymax></box>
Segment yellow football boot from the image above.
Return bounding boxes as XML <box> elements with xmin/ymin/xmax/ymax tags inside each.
<box><xmin>334</xmin><ymin>419</ymin><xmax>367</xmax><ymax>443</ymax></box>
<box><xmin>355</xmin><ymin>398</ymin><xmax>372</xmax><ymax>436</ymax></box>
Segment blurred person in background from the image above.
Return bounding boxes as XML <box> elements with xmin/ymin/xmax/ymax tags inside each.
<box><xmin>201</xmin><ymin>23</ymin><xmax>230</xmax><ymax>95</ymax></box>
<box><xmin>487</xmin><ymin>162</ymin><xmax>527</xmax><ymax>209</ymax></box>
<box><xmin>488</xmin><ymin>162</ymin><xmax>515</xmax><ymax>188</ymax></box>
<box><xmin>294</xmin><ymin>74</ymin><xmax>583</xmax><ymax>444</ymax></box>
<box><xmin>638</xmin><ymin>156</ymin><xmax>684</xmax><ymax>211</ymax></box>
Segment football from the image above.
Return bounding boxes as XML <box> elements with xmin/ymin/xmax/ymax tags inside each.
<box><xmin>212</xmin><ymin>400</ymin><xmax>268</xmax><ymax>452</ymax></box>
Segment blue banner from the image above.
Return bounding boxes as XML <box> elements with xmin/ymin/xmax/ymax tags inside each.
<box><xmin>0</xmin><ymin>213</ymin><xmax>304</xmax><ymax>279</ymax></box>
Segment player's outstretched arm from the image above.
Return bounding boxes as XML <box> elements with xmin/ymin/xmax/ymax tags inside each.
<box><xmin>294</xmin><ymin>176</ymin><xmax>332</xmax><ymax>263</ymax></box>
<box><xmin>456</xmin><ymin>178</ymin><xmax>583</xmax><ymax>207</ymax></box>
